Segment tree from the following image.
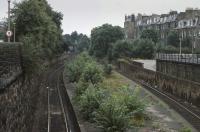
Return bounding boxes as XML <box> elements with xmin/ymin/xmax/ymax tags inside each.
<box><xmin>77</xmin><ymin>35</ymin><xmax>90</xmax><ymax>52</ymax></box>
<box><xmin>63</xmin><ymin>32</ymin><xmax>90</xmax><ymax>52</ymax></box>
<box><xmin>140</xmin><ymin>29</ymin><xmax>159</xmax><ymax>44</ymax></box>
<box><xmin>12</xmin><ymin>0</ymin><xmax>63</xmax><ymax>59</ymax></box>
<box><xmin>133</xmin><ymin>39</ymin><xmax>155</xmax><ymax>59</ymax></box>
<box><xmin>90</xmin><ymin>24</ymin><xmax>124</xmax><ymax>58</ymax></box>
<box><xmin>167</xmin><ymin>31</ymin><xmax>180</xmax><ymax>47</ymax></box>
<box><xmin>182</xmin><ymin>36</ymin><xmax>192</xmax><ymax>48</ymax></box>
<box><xmin>112</xmin><ymin>40</ymin><xmax>133</xmax><ymax>59</ymax></box>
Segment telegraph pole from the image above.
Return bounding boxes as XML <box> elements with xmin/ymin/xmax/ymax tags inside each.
<box><xmin>7</xmin><ymin>0</ymin><xmax>11</xmax><ymax>42</ymax></box>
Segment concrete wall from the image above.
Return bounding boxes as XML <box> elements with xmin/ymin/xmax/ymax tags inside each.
<box><xmin>157</xmin><ymin>60</ymin><xmax>200</xmax><ymax>83</ymax></box>
<box><xmin>117</xmin><ymin>60</ymin><xmax>200</xmax><ymax>107</ymax></box>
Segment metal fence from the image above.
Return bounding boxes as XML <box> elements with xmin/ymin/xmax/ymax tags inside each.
<box><xmin>156</xmin><ymin>53</ymin><xmax>200</xmax><ymax>64</ymax></box>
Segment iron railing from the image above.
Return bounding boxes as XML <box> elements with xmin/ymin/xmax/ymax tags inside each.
<box><xmin>156</xmin><ymin>53</ymin><xmax>200</xmax><ymax>64</ymax></box>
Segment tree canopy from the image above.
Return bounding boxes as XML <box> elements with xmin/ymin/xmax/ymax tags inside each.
<box><xmin>89</xmin><ymin>24</ymin><xmax>124</xmax><ymax>58</ymax></box>
<box><xmin>63</xmin><ymin>31</ymin><xmax>90</xmax><ymax>52</ymax></box>
<box><xmin>12</xmin><ymin>0</ymin><xmax>63</xmax><ymax>58</ymax></box>
<box><xmin>140</xmin><ymin>29</ymin><xmax>159</xmax><ymax>44</ymax></box>
<box><xmin>167</xmin><ymin>31</ymin><xmax>180</xmax><ymax>47</ymax></box>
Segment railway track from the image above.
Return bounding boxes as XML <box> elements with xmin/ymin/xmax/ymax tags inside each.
<box><xmin>47</xmin><ymin>63</ymin><xmax>80</xmax><ymax>132</ymax></box>
<box><xmin>118</xmin><ymin>70</ymin><xmax>200</xmax><ymax>131</ymax></box>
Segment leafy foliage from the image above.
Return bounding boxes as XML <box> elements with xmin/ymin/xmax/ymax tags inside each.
<box><xmin>63</xmin><ymin>31</ymin><xmax>90</xmax><ymax>52</ymax></box>
<box><xmin>140</xmin><ymin>29</ymin><xmax>159</xmax><ymax>44</ymax></box>
<box><xmin>179</xmin><ymin>127</ymin><xmax>192</xmax><ymax>132</ymax></box>
<box><xmin>167</xmin><ymin>31</ymin><xmax>180</xmax><ymax>47</ymax></box>
<box><xmin>182</xmin><ymin>36</ymin><xmax>192</xmax><ymax>48</ymax></box>
<box><xmin>12</xmin><ymin>0</ymin><xmax>63</xmax><ymax>60</ymax></box>
<box><xmin>95</xmin><ymin>86</ymin><xmax>146</xmax><ymax>131</ymax></box>
<box><xmin>112</xmin><ymin>40</ymin><xmax>133</xmax><ymax>59</ymax></box>
<box><xmin>90</xmin><ymin>24</ymin><xmax>124</xmax><ymax>58</ymax></box>
<box><xmin>66</xmin><ymin>52</ymin><xmax>93</xmax><ymax>82</ymax></box>
<box><xmin>79</xmin><ymin>85</ymin><xmax>106</xmax><ymax>120</ymax></box>
<box><xmin>81</xmin><ymin>62</ymin><xmax>103</xmax><ymax>84</ymax></box>
<box><xmin>132</xmin><ymin>39</ymin><xmax>155</xmax><ymax>59</ymax></box>
<box><xmin>95</xmin><ymin>96</ymin><xmax>130</xmax><ymax>132</ymax></box>
<box><xmin>21</xmin><ymin>35</ymin><xmax>41</xmax><ymax>77</ymax></box>
<box><xmin>103</xmin><ymin>64</ymin><xmax>113</xmax><ymax>75</ymax></box>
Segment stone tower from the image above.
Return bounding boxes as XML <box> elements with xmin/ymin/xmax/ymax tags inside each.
<box><xmin>124</xmin><ymin>14</ymin><xmax>136</xmax><ymax>39</ymax></box>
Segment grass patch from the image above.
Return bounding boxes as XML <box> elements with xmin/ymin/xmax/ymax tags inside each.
<box><xmin>102</xmin><ymin>71</ymin><xmax>131</xmax><ymax>92</ymax></box>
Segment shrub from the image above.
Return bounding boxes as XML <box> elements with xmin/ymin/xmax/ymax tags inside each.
<box><xmin>95</xmin><ymin>97</ymin><xmax>130</xmax><ymax>132</ymax></box>
<box><xmin>179</xmin><ymin>127</ymin><xmax>192</xmax><ymax>132</ymax></box>
<box><xmin>94</xmin><ymin>86</ymin><xmax>146</xmax><ymax>131</ymax></box>
<box><xmin>117</xmin><ymin>86</ymin><xmax>146</xmax><ymax>114</ymax></box>
<box><xmin>21</xmin><ymin>35</ymin><xmax>41</xmax><ymax>78</ymax></box>
<box><xmin>112</xmin><ymin>40</ymin><xmax>133</xmax><ymax>59</ymax></box>
<box><xmin>78</xmin><ymin>85</ymin><xmax>107</xmax><ymax>120</ymax></box>
<box><xmin>133</xmin><ymin>39</ymin><xmax>155</xmax><ymax>59</ymax></box>
<box><xmin>75</xmin><ymin>79</ymin><xmax>90</xmax><ymax>96</ymax></box>
<box><xmin>104</xmin><ymin>64</ymin><xmax>113</xmax><ymax>75</ymax></box>
<box><xmin>66</xmin><ymin>52</ymin><xmax>93</xmax><ymax>82</ymax></box>
<box><xmin>81</xmin><ymin>62</ymin><xmax>103</xmax><ymax>84</ymax></box>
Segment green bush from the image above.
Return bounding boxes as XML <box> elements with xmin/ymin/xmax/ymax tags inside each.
<box><xmin>116</xmin><ymin>86</ymin><xmax>146</xmax><ymax>127</ymax></box>
<box><xmin>81</xmin><ymin>62</ymin><xmax>103</xmax><ymax>84</ymax></box>
<box><xmin>117</xmin><ymin>86</ymin><xmax>146</xmax><ymax>114</ymax></box>
<box><xmin>112</xmin><ymin>40</ymin><xmax>133</xmax><ymax>59</ymax></box>
<box><xmin>179</xmin><ymin>127</ymin><xmax>192</xmax><ymax>132</ymax></box>
<box><xmin>21</xmin><ymin>35</ymin><xmax>41</xmax><ymax>78</ymax></box>
<box><xmin>95</xmin><ymin>97</ymin><xmax>130</xmax><ymax>132</ymax></box>
<box><xmin>66</xmin><ymin>52</ymin><xmax>93</xmax><ymax>82</ymax></box>
<box><xmin>78</xmin><ymin>85</ymin><xmax>106</xmax><ymax>120</ymax></box>
<box><xmin>94</xmin><ymin>86</ymin><xmax>146</xmax><ymax>131</ymax></box>
<box><xmin>133</xmin><ymin>39</ymin><xmax>155</xmax><ymax>59</ymax></box>
<box><xmin>104</xmin><ymin>64</ymin><xmax>113</xmax><ymax>75</ymax></box>
<box><xmin>75</xmin><ymin>79</ymin><xmax>90</xmax><ymax>96</ymax></box>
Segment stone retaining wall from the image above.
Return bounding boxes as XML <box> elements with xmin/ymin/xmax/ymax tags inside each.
<box><xmin>0</xmin><ymin>42</ymin><xmax>22</xmax><ymax>89</ymax></box>
<box><xmin>0</xmin><ymin>43</ymin><xmax>39</xmax><ymax>132</ymax></box>
<box><xmin>117</xmin><ymin>60</ymin><xmax>200</xmax><ymax>107</ymax></box>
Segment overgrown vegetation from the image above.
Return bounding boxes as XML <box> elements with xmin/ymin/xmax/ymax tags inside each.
<box><xmin>63</xmin><ymin>31</ymin><xmax>90</xmax><ymax>52</ymax></box>
<box><xmin>11</xmin><ymin>0</ymin><xmax>64</xmax><ymax>77</ymax></box>
<box><xmin>89</xmin><ymin>24</ymin><xmax>124</xmax><ymax>58</ymax></box>
<box><xmin>65</xmin><ymin>53</ymin><xmax>146</xmax><ymax>131</ymax></box>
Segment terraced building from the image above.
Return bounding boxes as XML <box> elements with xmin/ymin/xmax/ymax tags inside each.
<box><xmin>124</xmin><ymin>8</ymin><xmax>200</xmax><ymax>48</ymax></box>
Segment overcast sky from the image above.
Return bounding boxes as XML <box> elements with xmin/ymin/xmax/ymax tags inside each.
<box><xmin>1</xmin><ymin>0</ymin><xmax>200</xmax><ymax>35</ymax></box>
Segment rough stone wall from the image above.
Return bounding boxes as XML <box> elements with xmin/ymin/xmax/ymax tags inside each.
<box><xmin>124</xmin><ymin>21</ymin><xmax>136</xmax><ymax>39</ymax></box>
<box><xmin>117</xmin><ymin>60</ymin><xmax>200</xmax><ymax>107</ymax></box>
<box><xmin>0</xmin><ymin>77</ymin><xmax>40</xmax><ymax>132</ymax></box>
<box><xmin>0</xmin><ymin>43</ymin><xmax>22</xmax><ymax>89</ymax></box>
<box><xmin>0</xmin><ymin>43</ymin><xmax>40</xmax><ymax>132</ymax></box>
<box><xmin>157</xmin><ymin>60</ymin><xmax>200</xmax><ymax>83</ymax></box>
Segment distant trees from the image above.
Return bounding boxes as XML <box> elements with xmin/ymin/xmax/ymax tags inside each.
<box><xmin>140</xmin><ymin>29</ymin><xmax>159</xmax><ymax>44</ymax></box>
<box><xmin>63</xmin><ymin>31</ymin><xmax>90</xmax><ymax>52</ymax></box>
<box><xmin>90</xmin><ymin>24</ymin><xmax>124</xmax><ymax>58</ymax></box>
<box><xmin>111</xmin><ymin>39</ymin><xmax>155</xmax><ymax>60</ymax></box>
<box><xmin>112</xmin><ymin>40</ymin><xmax>134</xmax><ymax>59</ymax></box>
<box><xmin>167</xmin><ymin>31</ymin><xmax>180</xmax><ymax>47</ymax></box>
